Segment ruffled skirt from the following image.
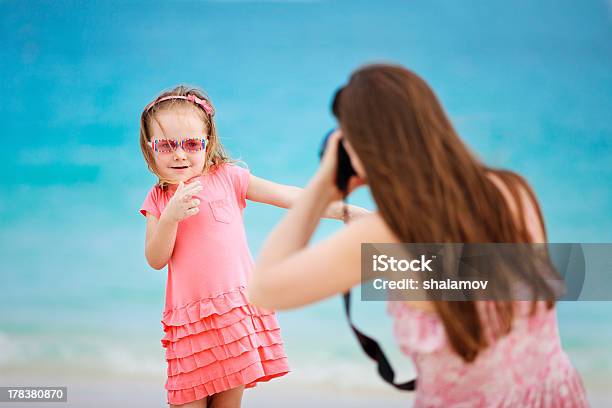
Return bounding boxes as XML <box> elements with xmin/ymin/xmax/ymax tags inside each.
<box><xmin>161</xmin><ymin>287</ymin><xmax>290</xmax><ymax>405</ymax></box>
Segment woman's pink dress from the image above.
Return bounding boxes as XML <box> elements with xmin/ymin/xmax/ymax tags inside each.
<box><xmin>140</xmin><ymin>163</ymin><xmax>289</xmax><ymax>405</ymax></box>
<box><xmin>387</xmin><ymin>301</ymin><xmax>588</xmax><ymax>407</ymax></box>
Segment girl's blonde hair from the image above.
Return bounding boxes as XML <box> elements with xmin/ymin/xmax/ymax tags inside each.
<box><xmin>139</xmin><ymin>85</ymin><xmax>232</xmax><ymax>188</ymax></box>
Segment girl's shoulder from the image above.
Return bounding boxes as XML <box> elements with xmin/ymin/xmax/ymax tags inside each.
<box><xmin>140</xmin><ymin>182</ymin><xmax>166</xmax><ymax>218</ymax></box>
<box><xmin>212</xmin><ymin>160</ymin><xmax>248</xmax><ymax>171</ymax></box>
<box><xmin>208</xmin><ymin>162</ymin><xmax>250</xmax><ymax>207</ymax></box>
<box><xmin>144</xmin><ymin>182</ymin><xmax>165</xmax><ymax>199</ymax></box>
<box><xmin>210</xmin><ymin>161</ymin><xmax>250</xmax><ymax>179</ymax></box>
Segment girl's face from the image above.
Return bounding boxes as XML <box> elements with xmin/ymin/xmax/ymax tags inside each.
<box><xmin>148</xmin><ymin>107</ymin><xmax>208</xmax><ymax>184</ymax></box>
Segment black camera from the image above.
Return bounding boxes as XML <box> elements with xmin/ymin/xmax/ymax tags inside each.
<box><xmin>319</xmin><ymin>87</ymin><xmax>356</xmax><ymax>193</ymax></box>
<box><xmin>319</xmin><ymin>129</ymin><xmax>357</xmax><ymax>194</ymax></box>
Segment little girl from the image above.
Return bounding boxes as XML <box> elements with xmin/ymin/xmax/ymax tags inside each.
<box><xmin>138</xmin><ymin>86</ymin><xmax>365</xmax><ymax>407</ymax></box>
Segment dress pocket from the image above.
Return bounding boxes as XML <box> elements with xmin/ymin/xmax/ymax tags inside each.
<box><xmin>209</xmin><ymin>198</ymin><xmax>232</xmax><ymax>224</ymax></box>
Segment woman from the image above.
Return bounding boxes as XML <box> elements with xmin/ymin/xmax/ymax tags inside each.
<box><xmin>247</xmin><ymin>64</ymin><xmax>587</xmax><ymax>407</ymax></box>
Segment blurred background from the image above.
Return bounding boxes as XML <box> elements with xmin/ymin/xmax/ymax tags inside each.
<box><xmin>1</xmin><ymin>0</ymin><xmax>611</xmax><ymax>406</ymax></box>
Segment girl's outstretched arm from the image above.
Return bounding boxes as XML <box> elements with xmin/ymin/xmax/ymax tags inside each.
<box><xmin>246</xmin><ymin>174</ymin><xmax>369</xmax><ymax>221</ymax></box>
<box><xmin>245</xmin><ymin>174</ymin><xmax>300</xmax><ymax>209</ymax></box>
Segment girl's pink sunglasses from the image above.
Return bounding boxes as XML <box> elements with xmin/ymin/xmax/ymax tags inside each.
<box><xmin>150</xmin><ymin>138</ymin><xmax>207</xmax><ymax>153</ymax></box>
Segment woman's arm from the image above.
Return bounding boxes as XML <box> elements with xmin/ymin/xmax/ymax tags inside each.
<box><xmin>247</xmin><ymin>176</ymin><xmax>391</xmax><ymax>309</ymax></box>
<box><xmin>246</xmin><ymin>174</ymin><xmax>369</xmax><ymax>220</ymax></box>
<box><xmin>248</xmin><ymin>132</ymin><xmax>390</xmax><ymax>309</ymax></box>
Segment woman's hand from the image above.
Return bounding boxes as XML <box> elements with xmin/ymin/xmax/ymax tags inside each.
<box><xmin>161</xmin><ymin>180</ymin><xmax>203</xmax><ymax>222</ymax></box>
<box><xmin>315</xmin><ymin>129</ymin><xmax>366</xmax><ymax>201</ymax></box>
<box><xmin>316</xmin><ymin>129</ymin><xmax>343</xmax><ymax>196</ymax></box>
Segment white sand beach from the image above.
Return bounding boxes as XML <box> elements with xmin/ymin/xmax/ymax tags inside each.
<box><xmin>1</xmin><ymin>376</ymin><xmax>411</xmax><ymax>407</ymax></box>
<box><xmin>3</xmin><ymin>374</ymin><xmax>611</xmax><ymax>407</ymax></box>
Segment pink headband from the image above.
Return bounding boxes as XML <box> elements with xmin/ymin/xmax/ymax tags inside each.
<box><xmin>145</xmin><ymin>94</ymin><xmax>214</xmax><ymax>116</ymax></box>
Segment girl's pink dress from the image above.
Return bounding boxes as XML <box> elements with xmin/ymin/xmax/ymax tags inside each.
<box><xmin>387</xmin><ymin>301</ymin><xmax>588</xmax><ymax>407</ymax></box>
<box><xmin>140</xmin><ymin>163</ymin><xmax>289</xmax><ymax>405</ymax></box>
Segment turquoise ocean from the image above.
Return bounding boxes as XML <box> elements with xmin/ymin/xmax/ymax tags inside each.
<box><xmin>1</xmin><ymin>0</ymin><xmax>611</xmax><ymax>397</ymax></box>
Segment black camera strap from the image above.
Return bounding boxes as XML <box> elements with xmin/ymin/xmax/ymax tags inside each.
<box><xmin>343</xmin><ymin>290</ymin><xmax>417</xmax><ymax>391</ymax></box>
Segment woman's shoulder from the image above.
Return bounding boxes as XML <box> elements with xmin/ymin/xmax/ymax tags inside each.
<box><xmin>485</xmin><ymin>170</ymin><xmax>545</xmax><ymax>242</ymax></box>
<box><xmin>485</xmin><ymin>172</ymin><xmax>516</xmax><ymax>212</ymax></box>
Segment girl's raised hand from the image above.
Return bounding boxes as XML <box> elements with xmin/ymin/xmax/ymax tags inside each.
<box><xmin>162</xmin><ymin>181</ymin><xmax>204</xmax><ymax>222</ymax></box>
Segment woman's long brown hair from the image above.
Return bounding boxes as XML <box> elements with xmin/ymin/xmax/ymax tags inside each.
<box><xmin>334</xmin><ymin>64</ymin><xmax>554</xmax><ymax>362</ymax></box>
